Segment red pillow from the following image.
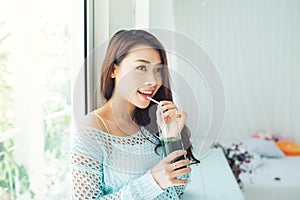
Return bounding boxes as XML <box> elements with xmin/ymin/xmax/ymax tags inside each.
<box><xmin>276</xmin><ymin>141</ymin><xmax>300</xmax><ymax>156</ymax></box>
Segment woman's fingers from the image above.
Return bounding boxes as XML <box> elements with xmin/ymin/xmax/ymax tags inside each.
<box><xmin>156</xmin><ymin>105</ymin><xmax>163</xmax><ymax>124</ymax></box>
<box><xmin>170</xmin><ymin>178</ymin><xmax>189</xmax><ymax>186</ymax></box>
<box><xmin>173</xmin><ymin>159</ymin><xmax>191</xmax><ymax>169</ymax></box>
<box><xmin>163</xmin><ymin>110</ymin><xmax>186</xmax><ymax>120</ymax></box>
<box><xmin>170</xmin><ymin>166</ymin><xmax>191</xmax><ymax>178</ymax></box>
<box><xmin>159</xmin><ymin>100</ymin><xmax>174</xmax><ymax>106</ymax></box>
<box><xmin>151</xmin><ymin>150</ymin><xmax>191</xmax><ymax>189</ymax></box>
<box><xmin>175</xmin><ymin>110</ymin><xmax>182</xmax><ymax>118</ymax></box>
<box><xmin>161</xmin><ymin>102</ymin><xmax>177</xmax><ymax>112</ymax></box>
<box><xmin>159</xmin><ymin>101</ymin><xmax>187</xmax><ymax>121</ymax></box>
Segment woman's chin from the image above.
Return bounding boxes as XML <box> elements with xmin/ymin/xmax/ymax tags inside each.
<box><xmin>134</xmin><ymin>101</ymin><xmax>151</xmax><ymax>109</ymax></box>
<box><xmin>130</xmin><ymin>96</ymin><xmax>151</xmax><ymax>109</ymax></box>
<box><xmin>137</xmin><ymin>103</ymin><xmax>150</xmax><ymax>109</ymax></box>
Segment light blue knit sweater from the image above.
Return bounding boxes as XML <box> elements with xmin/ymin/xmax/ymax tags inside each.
<box><xmin>71</xmin><ymin>125</ymin><xmax>188</xmax><ymax>200</ymax></box>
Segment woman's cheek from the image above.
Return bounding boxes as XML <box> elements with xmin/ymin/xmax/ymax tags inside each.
<box><xmin>116</xmin><ymin>74</ymin><xmax>145</xmax><ymax>99</ymax></box>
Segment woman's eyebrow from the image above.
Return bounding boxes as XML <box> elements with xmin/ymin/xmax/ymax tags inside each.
<box><xmin>134</xmin><ymin>59</ymin><xmax>162</xmax><ymax>66</ymax></box>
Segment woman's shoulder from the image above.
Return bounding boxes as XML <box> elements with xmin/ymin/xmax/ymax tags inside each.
<box><xmin>76</xmin><ymin>109</ymin><xmax>108</xmax><ymax>132</ymax></box>
<box><xmin>73</xmin><ymin>111</ymin><xmax>109</xmax><ymax>144</ymax></box>
<box><xmin>71</xmin><ymin>112</ymin><xmax>105</xmax><ymax>158</ymax></box>
<box><xmin>72</xmin><ymin>111</ymin><xmax>108</xmax><ymax>151</ymax></box>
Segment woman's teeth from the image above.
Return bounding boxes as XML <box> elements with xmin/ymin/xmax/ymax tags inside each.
<box><xmin>139</xmin><ymin>90</ymin><xmax>153</xmax><ymax>95</ymax></box>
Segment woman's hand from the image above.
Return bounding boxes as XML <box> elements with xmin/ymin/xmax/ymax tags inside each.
<box><xmin>151</xmin><ymin>150</ymin><xmax>191</xmax><ymax>189</ymax></box>
<box><xmin>156</xmin><ymin>101</ymin><xmax>187</xmax><ymax>137</ymax></box>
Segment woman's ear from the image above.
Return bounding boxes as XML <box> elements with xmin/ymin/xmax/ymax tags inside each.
<box><xmin>111</xmin><ymin>64</ymin><xmax>118</xmax><ymax>78</ymax></box>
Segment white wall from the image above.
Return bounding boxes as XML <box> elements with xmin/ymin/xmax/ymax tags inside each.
<box><xmin>93</xmin><ymin>0</ymin><xmax>300</xmax><ymax>145</ymax></box>
<box><xmin>170</xmin><ymin>0</ymin><xmax>300</xmax><ymax>144</ymax></box>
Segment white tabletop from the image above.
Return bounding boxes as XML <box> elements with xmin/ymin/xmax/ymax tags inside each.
<box><xmin>182</xmin><ymin>147</ymin><xmax>245</xmax><ymax>200</ymax></box>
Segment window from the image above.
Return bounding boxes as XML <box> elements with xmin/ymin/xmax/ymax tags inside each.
<box><xmin>0</xmin><ymin>0</ymin><xmax>83</xmax><ymax>199</ymax></box>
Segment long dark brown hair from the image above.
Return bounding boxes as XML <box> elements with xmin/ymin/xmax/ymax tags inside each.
<box><xmin>100</xmin><ymin>29</ymin><xmax>200</xmax><ymax>164</ymax></box>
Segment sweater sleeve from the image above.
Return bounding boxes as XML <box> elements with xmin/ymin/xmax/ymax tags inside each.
<box><xmin>70</xmin><ymin>128</ymin><xmax>164</xmax><ymax>200</ymax></box>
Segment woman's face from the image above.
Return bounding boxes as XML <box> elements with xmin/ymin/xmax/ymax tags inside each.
<box><xmin>113</xmin><ymin>45</ymin><xmax>164</xmax><ymax>109</ymax></box>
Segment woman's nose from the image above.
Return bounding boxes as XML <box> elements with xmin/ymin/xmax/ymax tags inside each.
<box><xmin>144</xmin><ymin>81</ymin><xmax>156</xmax><ymax>86</ymax></box>
<box><xmin>144</xmin><ymin>72</ymin><xmax>157</xmax><ymax>86</ymax></box>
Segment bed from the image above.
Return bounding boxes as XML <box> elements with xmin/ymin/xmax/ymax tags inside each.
<box><xmin>239</xmin><ymin>139</ymin><xmax>300</xmax><ymax>200</ymax></box>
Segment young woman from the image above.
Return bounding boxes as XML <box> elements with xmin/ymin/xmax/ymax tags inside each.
<box><xmin>71</xmin><ymin>29</ymin><xmax>200</xmax><ymax>199</ymax></box>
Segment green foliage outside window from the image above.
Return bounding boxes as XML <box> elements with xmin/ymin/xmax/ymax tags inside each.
<box><xmin>0</xmin><ymin>20</ymin><xmax>20</xmax><ymax>199</ymax></box>
<box><xmin>0</xmin><ymin>19</ymin><xmax>35</xmax><ymax>199</ymax></box>
<box><xmin>0</xmin><ymin>142</ymin><xmax>35</xmax><ymax>199</ymax></box>
<box><xmin>1</xmin><ymin>5</ymin><xmax>72</xmax><ymax>198</ymax></box>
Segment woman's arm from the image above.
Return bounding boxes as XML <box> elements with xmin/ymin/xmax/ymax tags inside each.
<box><xmin>71</xmin><ymin>155</ymin><xmax>163</xmax><ymax>199</ymax></box>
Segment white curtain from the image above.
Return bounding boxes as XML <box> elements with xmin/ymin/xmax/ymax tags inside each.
<box><xmin>168</xmin><ymin>0</ymin><xmax>300</xmax><ymax>145</ymax></box>
<box><xmin>93</xmin><ymin>0</ymin><xmax>300</xmax><ymax>147</ymax></box>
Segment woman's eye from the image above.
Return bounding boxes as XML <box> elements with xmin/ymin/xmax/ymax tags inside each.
<box><xmin>136</xmin><ymin>66</ymin><xmax>146</xmax><ymax>71</ymax></box>
<box><xmin>155</xmin><ymin>67</ymin><xmax>164</xmax><ymax>74</ymax></box>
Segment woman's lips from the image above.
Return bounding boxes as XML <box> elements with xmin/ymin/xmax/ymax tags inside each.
<box><xmin>138</xmin><ymin>90</ymin><xmax>154</xmax><ymax>100</ymax></box>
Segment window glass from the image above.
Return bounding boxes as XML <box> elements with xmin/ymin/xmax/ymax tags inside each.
<box><xmin>0</xmin><ymin>0</ymin><xmax>74</xmax><ymax>199</ymax></box>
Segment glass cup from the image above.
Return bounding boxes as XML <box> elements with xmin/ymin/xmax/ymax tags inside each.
<box><xmin>159</xmin><ymin>121</ymin><xmax>186</xmax><ymax>168</ymax></box>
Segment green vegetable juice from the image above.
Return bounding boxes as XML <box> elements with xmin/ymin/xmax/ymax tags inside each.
<box><xmin>161</xmin><ymin>137</ymin><xmax>186</xmax><ymax>168</ymax></box>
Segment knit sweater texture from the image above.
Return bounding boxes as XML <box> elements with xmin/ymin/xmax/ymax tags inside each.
<box><xmin>71</xmin><ymin>125</ymin><xmax>188</xmax><ymax>200</ymax></box>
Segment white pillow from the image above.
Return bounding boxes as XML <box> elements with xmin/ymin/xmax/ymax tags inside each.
<box><xmin>241</xmin><ymin>138</ymin><xmax>285</xmax><ymax>158</ymax></box>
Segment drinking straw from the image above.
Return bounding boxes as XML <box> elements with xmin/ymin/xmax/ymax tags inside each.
<box><xmin>146</xmin><ymin>96</ymin><xmax>161</xmax><ymax>106</ymax></box>
<box><xmin>146</xmin><ymin>96</ymin><xmax>168</xmax><ymax>138</ymax></box>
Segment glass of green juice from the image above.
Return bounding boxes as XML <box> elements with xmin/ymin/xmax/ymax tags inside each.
<box><xmin>159</xmin><ymin>122</ymin><xmax>186</xmax><ymax>168</ymax></box>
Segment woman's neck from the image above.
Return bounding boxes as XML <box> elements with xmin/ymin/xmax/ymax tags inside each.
<box><xmin>105</xmin><ymin>97</ymin><xmax>135</xmax><ymax>124</ymax></box>
<box><xmin>97</xmin><ymin>97</ymin><xmax>140</xmax><ymax>136</ymax></box>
